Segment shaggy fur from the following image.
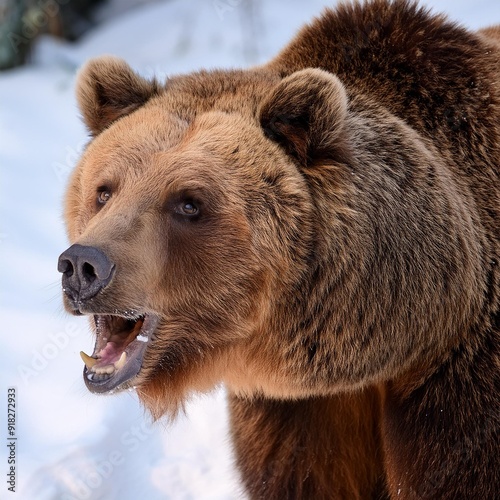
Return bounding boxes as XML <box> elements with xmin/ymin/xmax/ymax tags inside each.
<box><xmin>60</xmin><ymin>1</ymin><xmax>499</xmax><ymax>498</ymax></box>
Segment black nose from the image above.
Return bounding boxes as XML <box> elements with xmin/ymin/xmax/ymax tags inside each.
<box><xmin>58</xmin><ymin>244</ymin><xmax>115</xmax><ymax>303</ymax></box>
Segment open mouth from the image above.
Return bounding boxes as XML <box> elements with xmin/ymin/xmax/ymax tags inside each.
<box><xmin>80</xmin><ymin>313</ymin><xmax>159</xmax><ymax>393</ymax></box>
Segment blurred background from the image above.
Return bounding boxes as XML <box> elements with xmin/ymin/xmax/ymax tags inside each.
<box><xmin>1</xmin><ymin>0</ymin><xmax>499</xmax><ymax>498</ymax></box>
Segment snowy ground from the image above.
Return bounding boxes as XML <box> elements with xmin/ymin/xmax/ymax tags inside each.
<box><xmin>1</xmin><ymin>1</ymin><xmax>498</xmax><ymax>498</ymax></box>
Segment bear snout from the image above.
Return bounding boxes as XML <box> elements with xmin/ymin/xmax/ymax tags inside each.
<box><xmin>58</xmin><ymin>244</ymin><xmax>115</xmax><ymax>307</ymax></box>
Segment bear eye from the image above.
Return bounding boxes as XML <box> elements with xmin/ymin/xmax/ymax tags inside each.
<box><xmin>177</xmin><ymin>200</ymin><xmax>199</xmax><ymax>216</ymax></box>
<box><xmin>97</xmin><ymin>187</ymin><xmax>111</xmax><ymax>205</ymax></box>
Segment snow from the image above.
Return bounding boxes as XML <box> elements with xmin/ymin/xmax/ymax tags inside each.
<box><xmin>0</xmin><ymin>0</ymin><xmax>498</xmax><ymax>498</ymax></box>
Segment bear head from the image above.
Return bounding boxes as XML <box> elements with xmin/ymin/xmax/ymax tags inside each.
<box><xmin>59</xmin><ymin>56</ymin><xmax>483</xmax><ymax>417</ymax></box>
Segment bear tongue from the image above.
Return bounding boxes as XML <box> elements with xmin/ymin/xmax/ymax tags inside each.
<box><xmin>96</xmin><ymin>341</ymin><xmax>124</xmax><ymax>365</ymax></box>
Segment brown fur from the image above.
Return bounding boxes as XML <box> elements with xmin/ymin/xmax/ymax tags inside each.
<box><xmin>62</xmin><ymin>1</ymin><xmax>499</xmax><ymax>498</ymax></box>
<box><xmin>229</xmin><ymin>389</ymin><xmax>386</xmax><ymax>499</ymax></box>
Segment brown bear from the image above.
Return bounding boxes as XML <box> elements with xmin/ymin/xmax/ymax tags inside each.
<box><xmin>58</xmin><ymin>0</ymin><xmax>500</xmax><ymax>498</ymax></box>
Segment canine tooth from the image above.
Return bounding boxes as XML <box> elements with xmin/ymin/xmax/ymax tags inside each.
<box><xmin>80</xmin><ymin>351</ymin><xmax>97</xmax><ymax>369</ymax></box>
<box><xmin>114</xmin><ymin>352</ymin><xmax>127</xmax><ymax>370</ymax></box>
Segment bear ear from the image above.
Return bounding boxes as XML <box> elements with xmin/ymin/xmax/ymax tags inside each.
<box><xmin>76</xmin><ymin>55</ymin><xmax>160</xmax><ymax>136</ymax></box>
<box><xmin>259</xmin><ymin>68</ymin><xmax>348</xmax><ymax>165</ymax></box>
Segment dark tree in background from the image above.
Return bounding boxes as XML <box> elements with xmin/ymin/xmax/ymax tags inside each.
<box><xmin>0</xmin><ymin>0</ymin><xmax>265</xmax><ymax>70</ymax></box>
<box><xmin>0</xmin><ymin>0</ymin><xmax>105</xmax><ymax>70</ymax></box>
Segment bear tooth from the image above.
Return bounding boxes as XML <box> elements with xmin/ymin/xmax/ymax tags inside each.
<box><xmin>114</xmin><ymin>352</ymin><xmax>127</xmax><ymax>371</ymax></box>
<box><xmin>80</xmin><ymin>351</ymin><xmax>97</xmax><ymax>369</ymax></box>
<box><xmin>93</xmin><ymin>365</ymin><xmax>115</xmax><ymax>375</ymax></box>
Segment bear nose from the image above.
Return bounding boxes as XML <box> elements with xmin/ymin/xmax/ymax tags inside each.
<box><xmin>58</xmin><ymin>244</ymin><xmax>115</xmax><ymax>303</ymax></box>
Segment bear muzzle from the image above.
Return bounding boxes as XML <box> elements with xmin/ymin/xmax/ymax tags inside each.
<box><xmin>58</xmin><ymin>244</ymin><xmax>161</xmax><ymax>393</ymax></box>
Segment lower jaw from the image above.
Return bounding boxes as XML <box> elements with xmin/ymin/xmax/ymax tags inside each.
<box><xmin>83</xmin><ymin>343</ymin><xmax>146</xmax><ymax>393</ymax></box>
